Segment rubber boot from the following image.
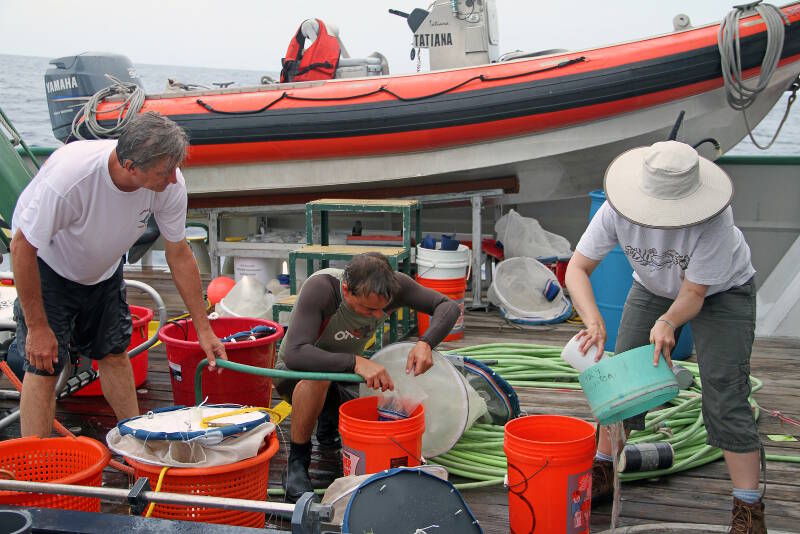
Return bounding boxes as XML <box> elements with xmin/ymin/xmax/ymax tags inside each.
<box><xmin>315</xmin><ymin>412</ymin><xmax>342</xmax><ymax>451</ymax></box>
<box><xmin>282</xmin><ymin>442</ymin><xmax>312</xmax><ymax>504</ymax></box>
<box><xmin>312</xmin><ymin>413</ymin><xmax>343</xmax><ymax>486</ymax></box>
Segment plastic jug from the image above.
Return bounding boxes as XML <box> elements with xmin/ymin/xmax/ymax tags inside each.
<box><xmin>561</xmin><ymin>333</ymin><xmax>607</xmax><ymax>372</ymax></box>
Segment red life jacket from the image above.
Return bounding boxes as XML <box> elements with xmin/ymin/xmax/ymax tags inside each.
<box><xmin>280</xmin><ymin>19</ymin><xmax>341</xmax><ymax>83</ymax></box>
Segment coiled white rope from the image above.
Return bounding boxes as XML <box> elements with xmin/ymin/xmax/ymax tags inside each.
<box><xmin>70</xmin><ymin>74</ymin><xmax>146</xmax><ymax>140</ymax></box>
<box><xmin>717</xmin><ymin>1</ymin><xmax>796</xmax><ymax>149</ymax></box>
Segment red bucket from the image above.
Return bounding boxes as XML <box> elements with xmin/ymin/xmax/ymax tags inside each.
<box><xmin>415</xmin><ymin>275</ymin><xmax>466</xmax><ymax>341</ymax></box>
<box><xmin>158</xmin><ymin>317</ymin><xmax>283</xmax><ymax>407</ymax></box>
<box><xmin>339</xmin><ymin>396</ymin><xmax>425</xmax><ymax>476</ymax></box>
<box><xmin>504</xmin><ymin>415</ymin><xmax>596</xmax><ymax>533</ymax></box>
<box><xmin>74</xmin><ymin>305</ymin><xmax>154</xmax><ymax>397</ymax></box>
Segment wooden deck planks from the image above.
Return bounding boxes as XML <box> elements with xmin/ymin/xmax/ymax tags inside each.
<box><xmin>0</xmin><ymin>273</ymin><xmax>798</xmax><ymax>532</ymax></box>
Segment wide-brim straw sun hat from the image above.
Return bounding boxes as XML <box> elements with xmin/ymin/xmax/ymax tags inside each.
<box><xmin>603</xmin><ymin>140</ymin><xmax>733</xmax><ymax>228</ymax></box>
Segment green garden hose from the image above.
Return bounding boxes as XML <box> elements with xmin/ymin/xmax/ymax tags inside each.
<box><xmin>197</xmin><ymin>343</ymin><xmax>799</xmax><ymax>495</ymax></box>
<box><xmin>435</xmin><ymin>343</ymin><xmax>800</xmax><ymax>487</ymax></box>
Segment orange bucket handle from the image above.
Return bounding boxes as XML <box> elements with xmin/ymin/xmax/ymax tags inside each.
<box><xmin>388</xmin><ymin>434</ymin><xmax>424</xmax><ymax>465</ymax></box>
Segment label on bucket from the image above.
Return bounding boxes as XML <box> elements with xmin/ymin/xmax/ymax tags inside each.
<box><xmin>389</xmin><ymin>456</ymin><xmax>409</xmax><ymax>469</ymax></box>
<box><xmin>342</xmin><ymin>446</ymin><xmax>365</xmax><ymax>476</ymax></box>
<box><xmin>168</xmin><ymin>361</ymin><xmax>182</xmax><ymax>383</ymax></box>
<box><xmin>567</xmin><ymin>469</ymin><xmax>592</xmax><ymax>533</ymax></box>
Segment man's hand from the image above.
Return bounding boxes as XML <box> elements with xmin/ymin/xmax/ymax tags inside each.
<box><xmin>650</xmin><ymin>319</ymin><xmax>676</xmax><ymax>368</ymax></box>
<box><xmin>354</xmin><ymin>356</ymin><xmax>394</xmax><ymax>391</ymax></box>
<box><xmin>405</xmin><ymin>340</ymin><xmax>433</xmax><ymax>376</ymax></box>
<box><xmin>25</xmin><ymin>325</ymin><xmax>59</xmax><ymax>374</ymax></box>
<box><xmin>197</xmin><ymin>328</ymin><xmax>228</xmax><ymax>374</ymax></box>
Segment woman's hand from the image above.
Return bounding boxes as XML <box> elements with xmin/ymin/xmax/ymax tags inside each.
<box><xmin>650</xmin><ymin>318</ymin><xmax>676</xmax><ymax>367</ymax></box>
<box><xmin>577</xmin><ymin>320</ymin><xmax>606</xmax><ymax>361</ymax></box>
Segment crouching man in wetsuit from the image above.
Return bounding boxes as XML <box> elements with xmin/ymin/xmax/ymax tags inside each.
<box><xmin>276</xmin><ymin>252</ymin><xmax>460</xmax><ymax>502</ymax></box>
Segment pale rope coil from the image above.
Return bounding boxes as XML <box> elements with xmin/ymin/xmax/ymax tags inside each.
<box><xmin>70</xmin><ymin>74</ymin><xmax>146</xmax><ymax>140</ymax></box>
<box><xmin>717</xmin><ymin>2</ymin><xmax>796</xmax><ymax>149</ymax></box>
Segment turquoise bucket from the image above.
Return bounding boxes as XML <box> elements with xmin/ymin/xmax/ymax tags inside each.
<box><xmin>578</xmin><ymin>344</ymin><xmax>679</xmax><ymax>425</ymax></box>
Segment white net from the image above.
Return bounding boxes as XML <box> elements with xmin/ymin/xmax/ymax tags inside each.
<box><xmin>364</xmin><ymin>343</ymin><xmax>487</xmax><ymax>457</ymax></box>
<box><xmin>488</xmin><ymin>257</ymin><xmax>572</xmax><ymax>323</ymax></box>
<box><xmin>106</xmin><ymin>405</ymin><xmax>275</xmax><ymax>467</ymax></box>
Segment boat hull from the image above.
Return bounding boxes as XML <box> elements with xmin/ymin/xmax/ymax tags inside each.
<box><xmin>182</xmin><ymin>63</ymin><xmax>798</xmax><ymax>204</ymax></box>
<box><xmin>87</xmin><ymin>5</ymin><xmax>800</xmax><ymax>204</ymax></box>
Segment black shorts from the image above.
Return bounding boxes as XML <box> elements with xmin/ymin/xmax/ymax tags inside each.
<box><xmin>14</xmin><ymin>258</ymin><xmax>132</xmax><ymax>376</ymax></box>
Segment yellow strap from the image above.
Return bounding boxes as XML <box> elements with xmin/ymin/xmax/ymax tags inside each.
<box><xmin>198</xmin><ymin>403</ymin><xmax>291</xmax><ymax>428</ymax></box>
<box><xmin>144</xmin><ymin>466</ymin><xmax>170</xmax><ymax>518</ymax></box>
<box><xmin>200</xmin><ymin>407</ymin><xmax>273</xmax><ymax>428</ymax></box>
<box><xmin>270</xmin><ymin>401</ymin><xmax>292</xmax><ymax>424</ymax></box>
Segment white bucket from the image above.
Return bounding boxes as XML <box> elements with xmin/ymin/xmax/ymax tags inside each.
<box><xmin>234</xmin><ymin>257</ymin><xmax>281</xmax><ymax>286</ymax></box>
<box><xmin>416</xmin><ymin>244</ymin><xmax>471</xmax><ymax>280</ymax></box>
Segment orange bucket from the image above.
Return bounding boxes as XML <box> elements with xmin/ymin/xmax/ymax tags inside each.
<box><xmin>0</xmin><ymin>436</ymin><xmax>110</xmax><ymax>512</ymax></box>
<box><xmin>126</xmin><ymin>432</ymin><xmax>279</xmax><ymax>527</ymax></box>
<box><xmin>339</xmin><ymin>396</ymin><xmax>425</xmax><ymax>476</ymax></box>
<box><xmin>504</xmin><ymin>415</ymin><xmax>596</xmax><ymax>533</ymax></box>
<box><xmin>415</xmin><ymin>275</ymin><xmax>466</xmax><ymax>341</ymax></box>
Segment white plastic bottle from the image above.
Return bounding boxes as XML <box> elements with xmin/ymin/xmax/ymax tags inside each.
<box><xmin>561</xmin><ymin>333</ymin><xmax>607</xmax><ymax>372</ymax></box>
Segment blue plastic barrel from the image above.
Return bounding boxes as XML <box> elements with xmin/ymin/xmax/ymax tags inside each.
<box><xmin>588</xmin><ymin>191</ymin><xmax>693</xmax><ymax>359</ymax></box>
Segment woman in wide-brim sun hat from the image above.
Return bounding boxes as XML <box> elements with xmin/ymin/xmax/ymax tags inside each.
<box><xmin>565</xmin><ymin>140</ymin><xmax>766</xmax><ymax>531</ymax></box>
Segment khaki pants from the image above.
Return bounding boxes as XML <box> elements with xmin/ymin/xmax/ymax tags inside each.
<box><xmin>614</xmin><ymin>278</ymin><xmax>760</xmax><ymax>453</ymax></box>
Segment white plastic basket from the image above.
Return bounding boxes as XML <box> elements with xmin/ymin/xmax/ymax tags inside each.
<box><xmin>488</xmin><ymin>257</ymin><xmax>572</xmax><ymax>324</ymax></box>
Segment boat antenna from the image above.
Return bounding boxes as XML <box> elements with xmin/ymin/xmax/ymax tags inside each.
<box><xmin>667</xmin><ymin>110</ymin><xmax>685</xmax><ymax>141</ymax></box>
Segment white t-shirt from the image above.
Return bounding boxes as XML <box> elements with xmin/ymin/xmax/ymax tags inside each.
<box><xmin>576</xmin><ymin>201</ymin><xmax>755</xmax><ymax>299</ymax></box>
<box><xmin>12</xmin><ymin>140</ymin><xmax>188</xmax><ymax>285</ymax></box>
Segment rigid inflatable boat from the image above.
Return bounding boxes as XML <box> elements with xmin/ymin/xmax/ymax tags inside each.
<box><xmin>44</xmin><ymin>1</ymin><xmax>800</xmax><ymax>206</ymax></box>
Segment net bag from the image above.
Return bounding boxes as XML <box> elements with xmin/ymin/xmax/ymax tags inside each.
<box><xmin>488</xmin><ymin>257</ymin><xmax>572</xmax><ymax>324</ymax></box>
<box><xmin>446</xmin><ymin>354</ymin><xmax>520</xmax><ymax>425</ymax></box>
<box><xmin>363</xmin><ymin>342</ymin><xmax>487</xmax><ymax>457</ymax></box>
<box><xmin>106</xmin><ymin>404</ymin><xmax>275</xmax><ymax>467</ymax></box>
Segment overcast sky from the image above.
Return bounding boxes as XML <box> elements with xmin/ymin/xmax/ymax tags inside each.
<box><xmin>2</xmin><ymin>1</ymin><xmax>756</xmax><ymax>74</ymax></box>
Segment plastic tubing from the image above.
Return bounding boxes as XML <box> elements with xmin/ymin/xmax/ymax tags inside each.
<box><xmin>193</xmin><ymin>359</ymin><xmax>363</xmax><ymax>404</ymax></box>
<box><xmin>430</xmin><ymin>343</ymin><xmax>800</xmax><ymax>489</ymax></box>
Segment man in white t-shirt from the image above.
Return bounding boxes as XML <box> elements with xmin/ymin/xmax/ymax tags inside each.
<box><xmin>10</xmin><ymin>112</ymin><xmax>227</xmax><ymax>438</ymax></box>
<box><xmin>566</xmin><ymin>141</ymin><xmax>765</xmax><ymax>533</ymax></box>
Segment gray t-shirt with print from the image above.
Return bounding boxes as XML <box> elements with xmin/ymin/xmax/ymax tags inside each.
<box><xmin>576</xmin><ymin>201</ymin><xmax>755</xmax><ymax>299</ymax></box>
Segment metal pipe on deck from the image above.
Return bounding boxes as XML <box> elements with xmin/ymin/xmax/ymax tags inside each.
<box><xmin>0</xmin><ymin>479</ymin><xmax>299</xmax><ymax>515</ymax></box>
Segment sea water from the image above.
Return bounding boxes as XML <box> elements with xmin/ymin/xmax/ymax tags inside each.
<box><xmin>0</xmin><ymin>53</ymin><xmax>277</xmax><ymax>147</ymax></box>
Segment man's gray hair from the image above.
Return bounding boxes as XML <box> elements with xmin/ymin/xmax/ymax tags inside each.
<box><xmin>116</xmin><ymin>112</ymin><xmax>189</xmax><ymax>171</ymax></box>
<box><xmin>343</xmin><ymin>252</ymin><xmax>400</xmax><ymax>299</ymax></box>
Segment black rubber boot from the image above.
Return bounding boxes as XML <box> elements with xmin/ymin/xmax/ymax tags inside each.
<box><xmin>282</xmin><ymin>442</ymin><xmax>312</xmax><ymax>504</ymax></box>
<box><xmin>315</xmin><ymin>412</ymin><xmax>342</xmax><ymax>450</ymax></box>
<box><xmin>312</xmin><ymin>414</ymin><xmax>343</xmax><ymax>486</ymax></box>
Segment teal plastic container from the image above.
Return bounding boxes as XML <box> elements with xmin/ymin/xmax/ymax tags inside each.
<box><xmin>578</xmin><ymin>344</ymin><xmax>679</xmax><ymax>425</ymax></box>
<box><xmin>588</xmin><ymin>190</ymin><xmax>694</xmax><ymax>359</ymax></box>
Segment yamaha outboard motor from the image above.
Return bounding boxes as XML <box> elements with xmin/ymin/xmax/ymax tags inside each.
<box><xmin>45</xmin><ymin>52</ymin><xmax>142</xmax><ymax>143</ymax></box>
